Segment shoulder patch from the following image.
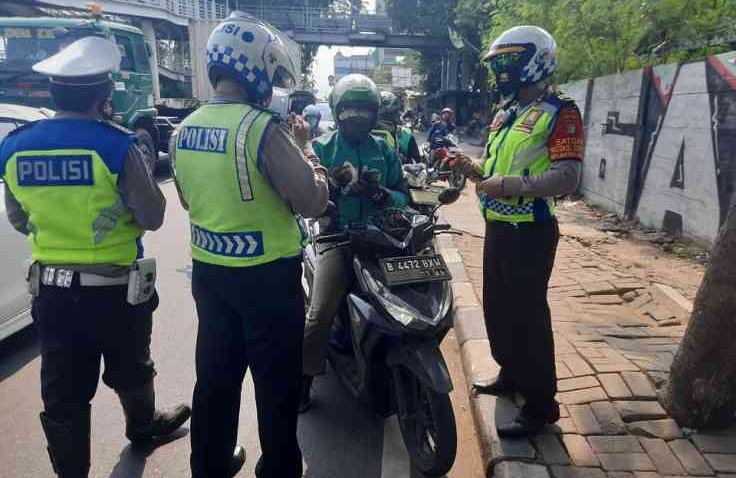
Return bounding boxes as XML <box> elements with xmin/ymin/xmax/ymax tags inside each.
<box><xmin>548</xmin><ymin>104</ymin><xmax>585</xmax><ymax>161</ymax></box>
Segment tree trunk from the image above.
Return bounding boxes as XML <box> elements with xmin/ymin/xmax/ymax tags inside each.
<box><xmin>661</xmin><ymin>197</ymin><xmax>736</xmax><ymax>429</ymax></box>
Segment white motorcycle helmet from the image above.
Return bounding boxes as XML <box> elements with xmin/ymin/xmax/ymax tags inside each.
<box><xmin>206</xmin><ymin>11</ymin><xmax>298</xmax><ymax>104</ymax></box>
<box><xmin>484</xmin><ymin>26</ymin><xmax>557</xmax><ymax>101</ymax></box>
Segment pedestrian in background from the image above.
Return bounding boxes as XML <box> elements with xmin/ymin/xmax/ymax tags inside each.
<box><xmin>0</xmin><ymin>37</ymin><xmax>190</xmax><ymax>478</ymax></box>
<box><xmin>454</xmin><ymin>26</ymin><xmax>584</xmax><ymax>437</ymax></box>
<box><xmin>172</xmin><ymin>12</ymin><xmax>328</xmax><ymax>478</ymax></box>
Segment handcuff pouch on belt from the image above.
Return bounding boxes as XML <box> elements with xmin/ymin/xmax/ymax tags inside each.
<box><xmin>126</xmin><ymin>258</ymin><xmax>157</xmax><ymax>305</ymax></box>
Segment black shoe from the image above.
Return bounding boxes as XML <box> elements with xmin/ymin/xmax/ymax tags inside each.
<box><xmin>40</xmin><ymin>406</ymin><xmax>90</xmax><ymax>478</ymax></box>
<box><xmin>473</xmin><ymin>375</ymin><xmax>515</xmax><ymax>396</ymax></box>
<box><xmin>496</xmin><ymin>410</ymin><xmax>547</xmax><ymax>438</ymax></box>
<box><xmin>228</xmin><ymin>445</ymin><xmax>246</xmax><ymax>478</ymax></box>
<box><xmin>117</xmin><ymin>381</ymin><xmax>192</xmax><ymax>446</ymax></box>
<box><xmin>299</xmin><ymin>375</ymin><xmax>314</xmax><ymax>413</ymax></box>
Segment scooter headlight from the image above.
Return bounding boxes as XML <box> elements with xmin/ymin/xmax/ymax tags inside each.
<box><xmin>361</xmin><ymin>267</ymin><xmax>452</xmax><ymax>328</ymax></box>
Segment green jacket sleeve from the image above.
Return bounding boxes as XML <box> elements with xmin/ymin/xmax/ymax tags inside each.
<box><xmin>383</xmin><ymin>143</ymin><xmax>409</xmax><ymax>208</ymax></box>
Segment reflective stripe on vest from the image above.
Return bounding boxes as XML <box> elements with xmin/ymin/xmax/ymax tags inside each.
<box><xmin>480</xmin><ymin>101</ymin><xmax>558</xmax><ymax>223</ymax></box>
<box><xmin>174</xmin><ymin>103</ymin><xmax>303</xmax><ymax>267</ymax></box>
<box><xmin>0</xmin><ymin>120</ymin><xmax>141</xmax><ymax>265</ymax></box>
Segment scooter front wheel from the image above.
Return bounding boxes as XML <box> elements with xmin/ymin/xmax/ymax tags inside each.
<box><xmin>392</xmin><ymin>366</ymin><xmax>457</xmax><ymax>477</ymax></box>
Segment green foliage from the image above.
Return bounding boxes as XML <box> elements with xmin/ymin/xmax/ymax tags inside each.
<box><xmin>386</xmin><ymin>0</ymin><xmax>736</xmax><ymax>89</ymax></box>
<box><xmin>482</xmin><ymin>0</ymin><xmax>736</xmax><ymax>83</ymax></box>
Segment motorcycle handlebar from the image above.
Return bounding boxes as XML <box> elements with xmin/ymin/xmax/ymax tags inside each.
<box><xmin>315</xmin><ymin>233</ymin><xmax>349</xmax><ymax>244</ymax></box>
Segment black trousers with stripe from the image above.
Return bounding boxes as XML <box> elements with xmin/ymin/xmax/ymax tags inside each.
<box><xmin>482</xmin><ymin>218</ymin><xmax>559</xmax><ymax>419</ymax></box>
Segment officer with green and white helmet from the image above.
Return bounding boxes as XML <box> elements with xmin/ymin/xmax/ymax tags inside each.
<box><xmin>373</xmin><ymin>91</ymin><xmax>422</xmax><ymax>164</ymax></box>
<box><xmin>0</xmin><ymin>36</ymin><xmax>191</xmax><ymax>478</ymax></box>
<box><xmin>171</xmin><ymin>12</ymin><xmax>328</xmax><ymax>478</ymax></box>
<box><xmin>300</xmin><ymin>74</ymin><xmax>409</xmax><ymax>411</ymax></box>
<box><xmin>454</xmin><ymin>26</ymin><xmax>585</xmax><ymax>437</ymax></box>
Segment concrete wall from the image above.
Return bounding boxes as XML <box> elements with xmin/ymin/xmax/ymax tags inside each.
<box><xmin>561</xmin><ymin>51</ymin><xmax>736</xmax><ymax>244</ymax></box>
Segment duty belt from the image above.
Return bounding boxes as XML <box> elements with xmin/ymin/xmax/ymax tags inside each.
<box><xmin>41</xmin><ymin>267</ymin><xmax>129</xmax><ymax>288</ymax></box>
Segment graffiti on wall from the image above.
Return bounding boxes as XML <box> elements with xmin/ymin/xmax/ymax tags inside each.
<box><xmin>564</xmin><ymin>52</ymin><xmax>736</xmax><ymax>243</ymax></box>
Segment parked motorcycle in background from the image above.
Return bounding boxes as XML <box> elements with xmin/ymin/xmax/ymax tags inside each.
<box><xmin>421</xmin><ymin>133</ymin><xmax>467</xmax><ymax>190</ymax></box>
<box><xmin>300</xmin><ymin>187</ymin><xmax>462</xmax><ymax>477</ymax></box>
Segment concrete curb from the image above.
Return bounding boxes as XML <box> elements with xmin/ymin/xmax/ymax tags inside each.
<box><xmin>439</xmin><ymin>235</ymin><xmax>527</xmax><ymax>478</ymax></box>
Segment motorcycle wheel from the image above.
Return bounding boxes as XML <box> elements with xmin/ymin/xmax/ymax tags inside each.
<box><xmin>392</xmin><ymin>366</ymin><xmax>457</xmax><ymax>477</ymax></box>
<box><xmin>449</xmin><ymin>169</ymin><xmax>467</xmax><ymax>190</ymax></box>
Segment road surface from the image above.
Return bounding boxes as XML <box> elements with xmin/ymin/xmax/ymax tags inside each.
<box><xmin>0</xmin><ymin>178</ymin><xmax>483</xmax><ymax>478</ymax></box>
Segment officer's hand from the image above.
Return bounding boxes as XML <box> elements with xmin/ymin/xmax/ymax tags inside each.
<box><xmin>330</xmin><ymin>163</ymin><xmax>355</xmax><ymax>187</ymax></box>
<box><xmin>453</xmin><ymin>154</ymin><xmax>483</xmax><ymax>181</ymax></box>
<box><xmin>292</xmin><ymin>115</ymin><xmax>311</xmax><ymax>149</ymax></box>
<box><xmin>479</xmin><ymin>175</ymin><xmax>522</xmax><ymax>198</ymax></box>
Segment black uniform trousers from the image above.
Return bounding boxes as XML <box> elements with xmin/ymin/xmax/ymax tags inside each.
<box><xmin>190</xmin><ymin>257</ymin><xmax>305</xmax><ymax>478</ymax></box>
<box><xmin>32</xmin><ymin>279</ymin><xmax>157</xmax><ymax>421</ymax></box>
<box><xmin>482</xmin><ymin>218</ymin><xmax>559</xmax><ymax>419</ymax></box>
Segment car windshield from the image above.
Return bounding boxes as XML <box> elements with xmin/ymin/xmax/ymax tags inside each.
<box><xmin>314</xmin><ymin>103</ymin><xmax>333</xmax><ymax>122</ymax></box>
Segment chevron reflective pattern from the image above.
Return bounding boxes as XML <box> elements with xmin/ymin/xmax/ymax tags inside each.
<box><xmin>190</xmin><ymin>224</ymin><xmax>264</xmax><ymax>257</ymax></box>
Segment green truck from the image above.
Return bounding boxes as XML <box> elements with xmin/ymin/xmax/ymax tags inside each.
<box><xmin>0</xmin><ymin>17</ymin><xmax>162</xmax><ymax>167</ymax></box>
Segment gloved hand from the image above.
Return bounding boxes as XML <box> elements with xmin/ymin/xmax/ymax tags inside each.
<box><xmin>352</xmin><ymin>168</ymin><xmax>392</xmax><ymax>206</ymax></box>
<box><xmin>330</xmin><ymin>163</ymin><xmax>355</xmax><ymax>188</ymax></box>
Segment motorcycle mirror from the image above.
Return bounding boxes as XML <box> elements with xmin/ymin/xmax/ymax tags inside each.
<box><xmin>438</xmin><ymin>187</ymin><xmax>461</xmax><ymax>205</ymax></box>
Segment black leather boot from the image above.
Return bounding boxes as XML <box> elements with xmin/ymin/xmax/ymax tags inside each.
<box><xmin>117</xmin><ymin>381</ymin><xmax>191</xmax><ymax>446</ymax></box>
<box><xmin>228</xmin><ymin>445</ymin><xmax>246</xmax><ymax>478</ymax></box>
<box><xmin>40</xmin><ymin>406</ymin><xmax>91</xmax><ymax>478</ymax></box>
<box><xmin>473</xmin><ymin>374</ymin><xmax>515</xmax><ymax>396</ymax></box>
<box><xmin>496</xmin><ymin>402</ymin><xmax>560</xmax><ymax>438</ymax></box>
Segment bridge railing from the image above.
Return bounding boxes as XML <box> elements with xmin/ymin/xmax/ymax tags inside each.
<box><xmin>115</xmin><ymin>0</ymin><xmax>393</xmax><ymax>32</ymax></box>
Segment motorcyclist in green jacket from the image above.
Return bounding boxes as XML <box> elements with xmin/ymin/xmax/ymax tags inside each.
<box><xmin>373</xmin><ymin>91</ymin><xmax>422</xmax><ymax>164</ymax></box>
<box><xmin>301</xmin><ymin>74</ymin><xmax>409</xmax><ymax>410</ymax></box>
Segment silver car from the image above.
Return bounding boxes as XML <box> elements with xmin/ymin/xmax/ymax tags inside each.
<box><xmin>0</xmin><ymin>103</ymin><xmax>52</xmax><ymax>340</ymax></box>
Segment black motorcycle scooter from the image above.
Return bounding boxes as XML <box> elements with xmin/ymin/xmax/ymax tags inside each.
<box><xmin>301</xmin><ymin>187</ymin><xmax>461</xmax><ymax>477</ymax></box>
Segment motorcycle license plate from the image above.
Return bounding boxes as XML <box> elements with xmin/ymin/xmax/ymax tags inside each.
<box><xmin>380</xmin><ymin>254</ymin><xmax>452</xmax><ymax>286</ymax></box>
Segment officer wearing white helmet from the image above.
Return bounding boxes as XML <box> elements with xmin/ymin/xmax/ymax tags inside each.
<box><xmin>302</xmin><ymin>103</ymin><xmax>323</xmax><ymax>138</ymax></box>
<box><xmin>454</xmin><ymin>26</ymin><xmax>584</xmax><ymax>437</ymax></box>
<box><xmin>171</xmin><ymin>12</ymin><xmax>328</xmax><ymax>478</ymax></box>
<box><xmin>0</xmin><ymin>36</ymin><xmax>191</xmax><ymax>478</ymax></box>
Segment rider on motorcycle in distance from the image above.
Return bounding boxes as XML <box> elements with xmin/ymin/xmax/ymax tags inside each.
<box><xmin>300</xmin><ymin>74</ymin><xmax>409</xmax><ymax>411</ymax></box>
<box><xmin>428</xmin><ymin>107</ymin><xmax>456</xmax><ymax>149</ymax></box>
<box><xmin>373</xmin><ymin>91</ymin><xmax>423</xmax><ymax>164</ymax></box>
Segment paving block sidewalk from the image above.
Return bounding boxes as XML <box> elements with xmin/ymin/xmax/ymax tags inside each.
<box><xmin>439</xmin><ymin>192</ymin><xmax>736</xmax><ymax>478</ymax></box>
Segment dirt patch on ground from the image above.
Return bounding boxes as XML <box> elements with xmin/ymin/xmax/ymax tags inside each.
<box><xmin>555</xmin><ymin>199</ymin><xmax>706</xmax><ymax>300</ymax></box>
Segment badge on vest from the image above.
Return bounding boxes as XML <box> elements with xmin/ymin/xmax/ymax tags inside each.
<box><xmin>513</xmin><ymin>108</ymin><xmax>543</xmax><ymax>134</ymax></box>
<box><xmin>16</xmin><ymin>155</ymin><xmax>94</xmax><ymax>186</ymax></box>
<box><xmin>177</xmin><ymin>126</ymin><xmax>228</xmax><ymax>153</ymax></box>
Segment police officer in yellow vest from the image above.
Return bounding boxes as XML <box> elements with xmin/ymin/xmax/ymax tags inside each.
<box><xmin>0</xmin><ymin>37</ymin><xmax>191</xmax><ymax>478</ymax></box>
<box><xmin>454</xmin><ymin>26</ymin><xmax>584</xmax><ymax>437</ymax></box>
<box><xmin>171</xmin><ymin>13</ymin><xmax>328</xmax><ymax>478</ymax></box>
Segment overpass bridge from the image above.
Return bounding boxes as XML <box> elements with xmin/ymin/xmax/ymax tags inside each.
<box><xmin>3</xmin><ymin>0</ymin><xmax>450</xmax><ymax>49</ymax></box>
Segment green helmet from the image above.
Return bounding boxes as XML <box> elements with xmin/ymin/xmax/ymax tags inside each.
<box><xmin>379</xmin><ymin>91</ymin><xmax>401</xmax><ymax>120</ymax></box>
<box><xmin>330</xmin><ymin>74</ymin><xmax>380</xmax><ymax>115</ymax></box>
<box><xmin>330</xmin><ymin>74</ymin><xmax>381</xmax><ymax>142</ymax></box>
